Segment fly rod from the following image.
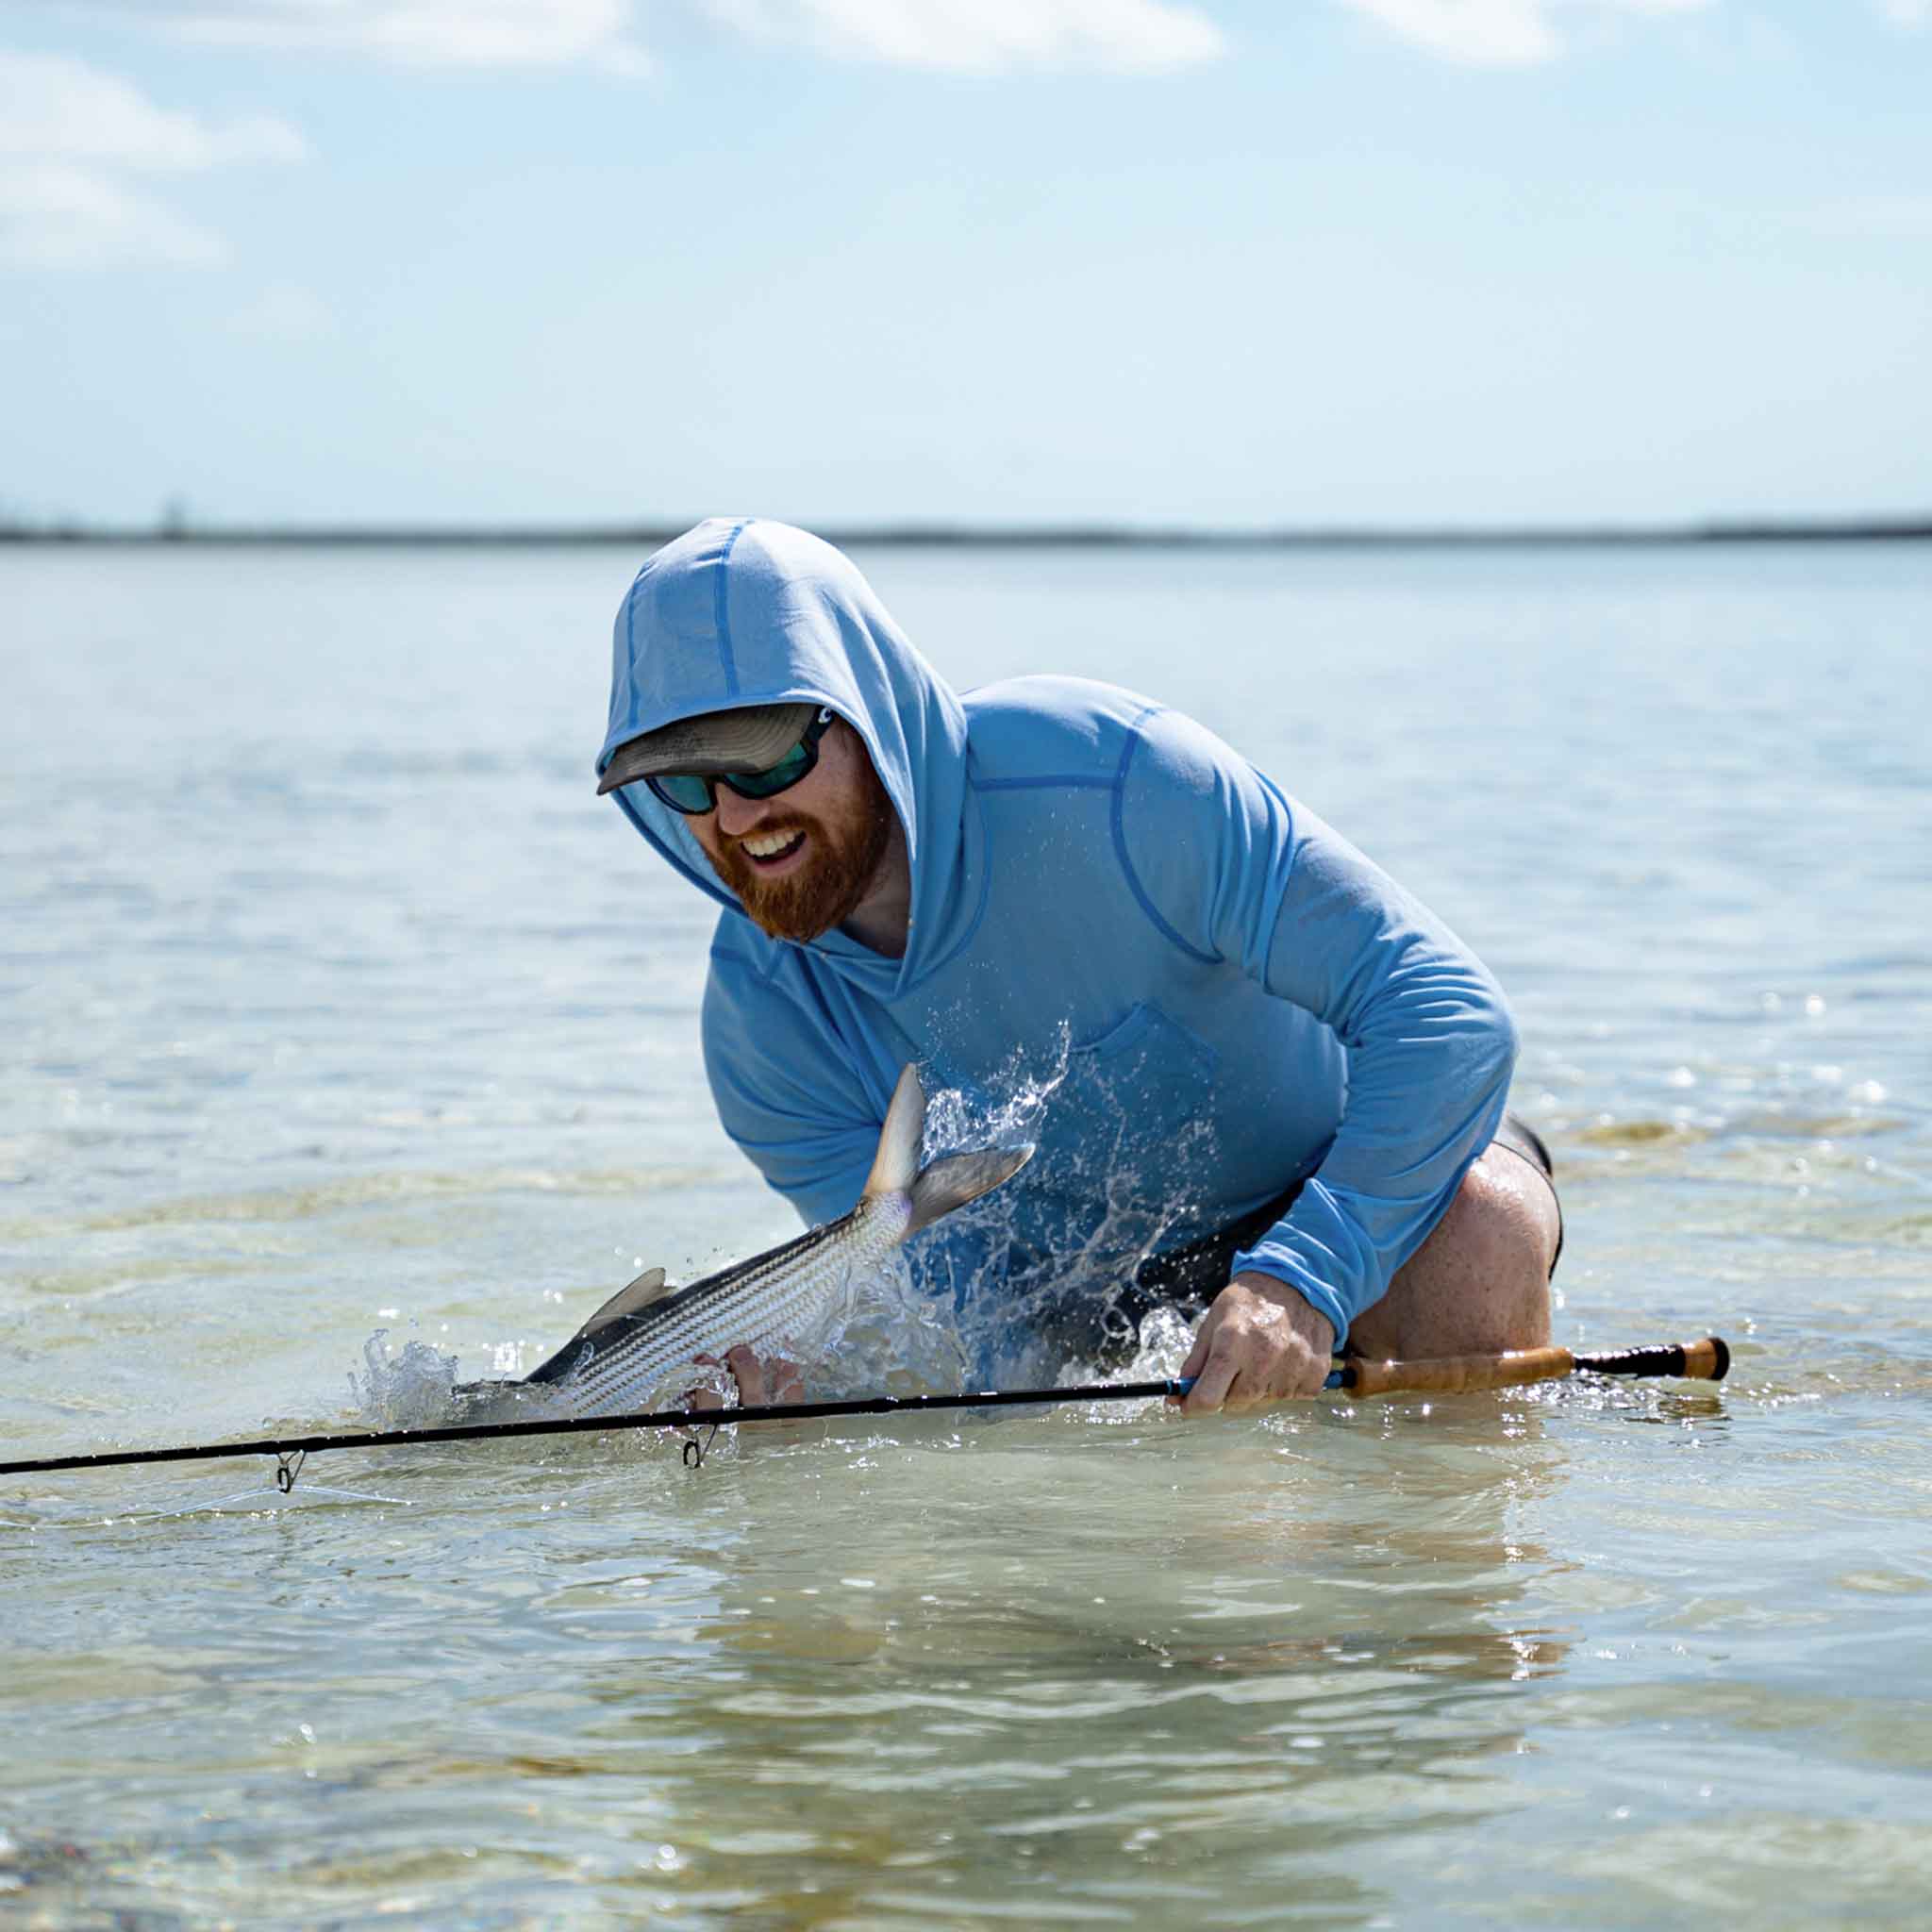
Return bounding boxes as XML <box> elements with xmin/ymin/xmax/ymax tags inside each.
<box><xmin>0</xmin><ymin>1336</ymin><xmax>1727</xmax><ymax>1488</ymax></box>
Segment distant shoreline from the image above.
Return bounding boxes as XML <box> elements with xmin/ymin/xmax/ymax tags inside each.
<box><xmin>3</xmin><ymin>517</ymin><xmax>1929</xmax><ymax>549</ymax></box>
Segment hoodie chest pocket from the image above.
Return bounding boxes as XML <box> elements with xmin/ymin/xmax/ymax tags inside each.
<box><xmin>1058</xmin><ymin>1001</ymin><xmax>1221</xmax><ymax>1167</ymax></box>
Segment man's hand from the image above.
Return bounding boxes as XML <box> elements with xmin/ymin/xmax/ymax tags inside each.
<box><xmin>1174</xmin><ymin>1272</ymin><xmax>1336</xmax><ymax>1414</ymax></box>
<box><xmin>688</xmin><ymin>1345</ymin><xmax>804</xmax><ymax>1410</ymax></box>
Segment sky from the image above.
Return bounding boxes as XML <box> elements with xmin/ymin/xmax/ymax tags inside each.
<box><xmin>1</xmin><ymin>0</ymin><xmax>1927</xmax><ymax>529</ymax></box>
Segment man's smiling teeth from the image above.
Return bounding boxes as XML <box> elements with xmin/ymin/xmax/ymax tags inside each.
<box><xmin>742</xmin><ymin>830</ymin><xmax>805</xmax><ymax>859</ymax></box>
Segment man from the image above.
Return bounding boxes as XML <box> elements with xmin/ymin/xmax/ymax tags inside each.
<box><xmin>597</xmin><ymin>518</ymin><xmax>1560</xmax><ymax>1413</ymax></box>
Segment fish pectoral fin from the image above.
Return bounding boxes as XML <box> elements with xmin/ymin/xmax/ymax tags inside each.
<box><xmin>570</xmin><ymin>1266</ymin><xmax>674</xmax><ymax>1343</ymax></box>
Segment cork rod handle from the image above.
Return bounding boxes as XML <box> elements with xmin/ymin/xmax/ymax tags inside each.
<box><xmin>1332</xmin><ymin>1337</ymin><xmax>1729</xmax><ymax>1398</ymax></box>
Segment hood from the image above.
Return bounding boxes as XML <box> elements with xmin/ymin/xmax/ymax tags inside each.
<box><xmin>598</xmin><ymin>518</ymin><xmax>984</xmax><ymax>997</ymax></box>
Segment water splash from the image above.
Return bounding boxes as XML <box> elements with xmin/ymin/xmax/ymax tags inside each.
<box><xmin>819</xmin><ymin>1254</ymin><xmax>972</xmax><ymax>1396</ymax></box>
<box><xmin>1120</xmin><ymin>1303</ymin><xmax>1197</xmax><ymax>1382</ymax></box>
<box><xmin>920</xmin><ymin>1024</ymin><xmax>1074</xmax><ymax>1160</ymax></box>
<box><xmin>910</xmin><ymin>1034</ymin><xmax>1224</xmax><ymax>1387</ymax></box>
<box><xmin>348</xmin><ymin>1330</ymin><xmax>459</xmax><ymax>1428</ymax></box>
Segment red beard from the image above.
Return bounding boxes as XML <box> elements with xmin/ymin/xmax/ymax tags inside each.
<box><xmin>705</xmin><ymin>764</ymin><xmax>894</xmax><ymax>944</ymax></box>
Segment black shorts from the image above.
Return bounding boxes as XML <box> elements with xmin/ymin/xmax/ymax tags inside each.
<box><xmin>1128</xmin><ymin>1110</ymin><xmax>1563</xmax><ymax>1317</ymax></box>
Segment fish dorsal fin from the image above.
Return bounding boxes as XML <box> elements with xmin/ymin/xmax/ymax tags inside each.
<box><xmin>569</xmin><ymin>1266</ymin><xmax>671</xmax><ymax>1344</ymax></box>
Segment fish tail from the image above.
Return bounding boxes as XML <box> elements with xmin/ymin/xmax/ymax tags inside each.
<box><xmin>861</xmin><ymin>1064</ymin><xmax>1034</xmax><ymax>1239</ymax></box>
<box><xmin>906</xmin><ymin>1144</ymin><xmax>1034</xmax><ymax>1239</ymax></box>
<box><xmin>860</xmin><ymin>1063</ymin><xmax>928</xmax><ymax>1202</ymax></box>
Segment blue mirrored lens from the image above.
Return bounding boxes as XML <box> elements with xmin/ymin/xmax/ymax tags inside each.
<box><xmin>727</xmin><ymin>741</ymin><xmax>812</xmax><ymax>800</ymax></box>
<box><xmin>652</xmin><ymin>772</ymin><xmax>715</xmax><ymax>813</ymax></box>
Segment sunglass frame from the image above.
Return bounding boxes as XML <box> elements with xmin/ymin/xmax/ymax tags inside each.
<box><xmin>643</xmin><ymin>707</ymin><xmax>837</xmax><ymax>817</ymax></box>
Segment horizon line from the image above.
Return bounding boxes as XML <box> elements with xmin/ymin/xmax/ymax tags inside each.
<box><xmin>3</xmin><ymin>514</ymin><xmax>1930</xmax><ymax>550</ymax></box>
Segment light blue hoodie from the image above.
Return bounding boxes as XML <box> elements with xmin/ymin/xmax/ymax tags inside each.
<box><xmin>599</xmin><ymin>519</ymin><xmax>1516</xmax><ymax>1365</ymax></box>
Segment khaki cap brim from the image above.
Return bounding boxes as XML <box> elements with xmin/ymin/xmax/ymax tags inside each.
<box><xmin>597</xmin><ymin>702</ymin><xmax>821</xmax><ymax>795</ymax></box>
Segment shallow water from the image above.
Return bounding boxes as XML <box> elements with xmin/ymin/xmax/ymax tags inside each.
<box><xmin>3</xmin><ymin>541</ymin><xmax>1929</xmax><ymax>1926</ymax></box>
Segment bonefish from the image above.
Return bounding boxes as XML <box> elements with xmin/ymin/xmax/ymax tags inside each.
<box><xmin>519</xmin><ymin>1065</ymin><xmax>1032</xmax><ymax>1417</ymax></box>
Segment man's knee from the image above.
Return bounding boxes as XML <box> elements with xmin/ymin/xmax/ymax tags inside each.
<box><xmin>1347</xmin><ymin>1151</ymin><xmax>1557</xmax><ymax>1358</ymax></box>
<box><xmin>1431</xmin><ymin>1150</ymin><xmax>1559</xmax><ymax>1290</ymax></box>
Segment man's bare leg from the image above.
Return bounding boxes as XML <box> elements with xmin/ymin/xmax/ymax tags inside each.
<box><xmin>1344</xmin><ymin>1145</ymin><xmax>1560</xmax><ymax>1361</ymax></box>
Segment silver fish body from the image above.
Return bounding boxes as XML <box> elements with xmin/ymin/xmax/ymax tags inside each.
<box><xmin>521</xmin><ymin>1065</ymin><xmax>1031</xmax><ymax>1418</ymax></box>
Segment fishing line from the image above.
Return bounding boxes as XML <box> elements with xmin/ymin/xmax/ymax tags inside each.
<box><xmin>0</xmin><ymin>1337</ymin><xmax>1728</xmax><ymax>1491</ymax></box>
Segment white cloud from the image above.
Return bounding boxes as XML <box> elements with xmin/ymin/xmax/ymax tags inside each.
<box><xmin>1345</xmin><ymin>0</ymin><xmax>1554</xmax><ymax>66</ymax></box>
<box><xmin>41</xmin><ymin>0</ymin><xmax>1218</xmax><ymax>74</ymax></box>
<box><xmin>0</xmin><ymin>50</ymin><xmax>305</xmax><ymax>271</ymax></box>
<box><xmin>1342</xmin><ymin>0</ymin><xmax>1711</xmax><ymax>69</ymax></box>
<box><xmin>0</xmin><ymin>160</ymin><xmax>224</xmax><ymax>267</ymax></box>
<box><xmin>1876</xmin><ymin>0</ymin><xmax>1928</xmax><ymax>26</ymax></box>
<box><xmin>0</xmin><ymin>49</ymin><xmax>307</xmax><ymax>166</ymax></box>
<box><xmin>138</xmin><ymin>0</ymin><xmax>649</xmax><ymax>72</ymax></box>
<box><xmin>703</xmin><ymin>0</ymin><xmax>1224</xmax><ymax>73</ymax></box>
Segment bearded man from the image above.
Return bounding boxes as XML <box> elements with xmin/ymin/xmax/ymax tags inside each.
<box><xmin>596</xmin><ymin>519</ymin><xmax>1560</xmax><ymax>1413</ymax></box>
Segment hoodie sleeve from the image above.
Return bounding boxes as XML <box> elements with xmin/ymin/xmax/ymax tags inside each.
<box><xmin>1118</xmin><ymin>708</ymin><xmax>1518</xmax><ymax>1345</ymax></box>
<box><xmin>701</xmin><ymin>942</ymin><xmax>883</xmax><ymax>1229</ymax></box>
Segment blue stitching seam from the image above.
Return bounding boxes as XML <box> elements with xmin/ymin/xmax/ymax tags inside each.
<box><xmin>713</xmin><ymin>520</ymin><xmax>749</xmax><ymax>695</ymax></box>
<box><xmin>1111</xmin><ymin>706</ymin><xmax>1221</xmax><ymax>966</ymax></box>
<box><xmin>900</xmin><ymin>781</ymin><xmax>993</xmax><ymax>995</ymax></box>
<box><xmin>1257</xmin><ymin>774</ymin><xmax>1305</xmax><ymax>991</ymax></box>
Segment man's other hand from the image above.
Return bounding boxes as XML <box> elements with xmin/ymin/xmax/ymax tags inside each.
<box><xmin>688</xmin><ymin>1345</ymin><xmax>804</xmax><ymax>1410</ymax></box>
<box><xmin>1174</xmin><ymin>1273</ymin><xmax>1336</xmax><ymax>1413</ymax></box>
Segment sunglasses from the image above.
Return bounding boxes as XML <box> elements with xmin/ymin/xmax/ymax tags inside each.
<box><xmin>645</xmin><ymin>707</ymin><xmax>837</xmax><ymax>816</ymax></box>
